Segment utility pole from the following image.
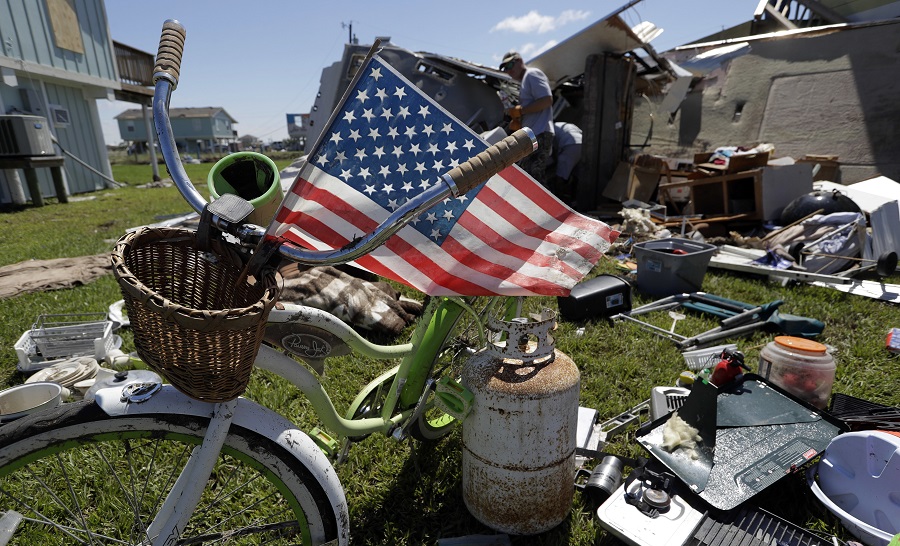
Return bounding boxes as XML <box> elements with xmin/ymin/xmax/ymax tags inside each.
<box><xmin>341</xmin><ymin>21</ymin><xmax>355</xmax><ymax>44</ymax></box>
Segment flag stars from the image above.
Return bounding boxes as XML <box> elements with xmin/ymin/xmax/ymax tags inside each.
<box><xmin>463</xmin><ymin>139</ymin><xmax>475</xmax><ymax>151</ymax></box>
<box><xmin>446</xmin><ymin>141</ymin><xmax>458</xmax><ymax>154</ymax></box>
<box><xmin>441</xmin><ymin>123</ymin><xmax>453</xmax><ymax>134</ymax></box>
<box><xmin>422</xmin><ymin>125</ymin><xmax>435</xmax><ymax>137</ymax></box>
<box><xmin>394</xmin><ymin>86</ymin><xmax>406</xmax><ymax>99</ymax></box>
<box><xmin>392</xmin><ymin>145</ymin><xmax>403</xmax><ymax>158</ymax></box>
<box><xmin>380</xmin><ymin>108</ymin><xmax>393</xmax><ymax>120</ymax></box>
<box><xmin>370</xmin><ymin>67</ymin><xmax>382</xmax><ymax>81</ymax></box>
<box><xmin>430</xmin><ymin>228</ymin><xmax>441</xmax><ymax>240</ymax></box>
<box><xmin>315</xmin><ymin>153</ymin><xmax>328</xmax><ymax>166</ymax></box>
<box><xmin>329</xmin><ymin>131</ymin><xmax>343</xmax><ymax>144</ymax></box>
<box><xmin>397</xmin><ymin>106</ymin><xmax>410</xmax><ymax>119</ymax></box>
<box><xmin>427</xmin><ymin>143</ymin><xmax>440</xmax><ymax>156</ymax></box>
<box><xmin>335</xmin><ymin>151</ymin><xmax>347</xmax><ymax>163</ymax></box>
<box><xmin>401</xmin><ymin>181</ymin><xmax>414</xmax><ymax>192</ymax></box>
<box><xmin>414</xmin><ymin>162</ymin><xmax>427</xmax><ymax>174</ymax></box>
<box><xmin>342</xmin><ymin>110</ymin><xmax>356</xmax><ymax>123</ymax></box>
<box><xmin>348</xmin><ymin>129</ymin><xmax>362</xmax><ymax>142</ymax></box>
<box><xmin>362</xmin><ymin>109</ymin><xmax>375</xmax><ymax>122</ymax></box>
<box><xmin>368</xmin><ymin>127</ymin><xmax>381</xmax><ymax>139</ymax></box>
<box><xmin>419</xmin><ymin>179</ymin><xmax>431</xmax><ymax>190</ymax></box>
<box><xmin>373</xmin><ymin>146</ymin><xmax>385</xmax><ymax>159</ymax></box>
<box><xmin>340</xmin><ymin>168</ymin><xmax>352</xmax><ymax>180</ymax></box>
<box><xmin>387</xmin><ymin>198</ymin><xmax>400</xmax><ymax>211</ymax></box>
<box><xmin>379</xmin><ymin>165</ymin><xmax>391</xmax><ymax>178</ymax></box>
<box><xmin>387</xmin><ymin>126</ymin><xmax>399</xmax><ymax>138</ymax></box>
<box><xmin>381</xmin><ymin>183</ymin><xmax>394</xmax><ymax>194</ymax></box>
<box><xmin>418</xmin><ymin>105</ymin><xmax>431</xmax><ymax>117</ymax></box>
<box><xmin>404</xmin><ymin>126</ymin><xmax>417</xmax><ymax>139</ymax></box>
<box><xmin>375</xmin><ymin>88</ymin><xmax>388</xmax><ymax>100</ymax></box>
<box><xmin>442</xmin><ymin>209</ymin><xmax>455</xmax><ymax>221</ymax></box>
<box><xmin>356</xmin><ymin>89</ymin><xmax>369</xmax><ymax>102</ymax></box>
<box><xmin>354</xmin><ymin>148</ymin><xmax>367</xmax><ymax>161</ymax></box>
<box><xmin>409</xmin><ymin>143</ymin><xmax>421</xmax><ymax>155</ymax></box>
<box><xmin>397</xmin><ymin>164</ymin><xmax>409</xmax><ymax>176</ymax></box>
<box><xmin>425</xmin><ymin>212</ymin><xmax>438</xmax><ymax>223</ymax></box>
<box><xmin>358</xmin><ymin>167</ymin><xmax>371</xmax><ymax>180</ymax></box>
<box><xmin>363</xmin><ymin>184</ymin><xmax>376</xmax><ymax>195</ymax></box>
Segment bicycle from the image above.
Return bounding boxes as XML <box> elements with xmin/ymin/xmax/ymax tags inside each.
<box><xmin>0</xmin><ymin>20</ymin><xmax>536</xmax><ymax>546</ymax></box>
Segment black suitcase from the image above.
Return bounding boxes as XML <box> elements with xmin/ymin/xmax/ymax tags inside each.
<box><xmin>557</xmin><ymin>274</ymin><xmax>632</xmax><ymax>321</ymax></box>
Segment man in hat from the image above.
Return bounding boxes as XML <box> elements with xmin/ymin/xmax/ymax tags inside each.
<box><xmin>499</xmin><ymin>51</ymin><xmax>554</xmax><ymax>186</ymax></box>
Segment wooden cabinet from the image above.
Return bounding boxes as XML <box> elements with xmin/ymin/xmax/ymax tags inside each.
<box><xmin>658</xmin><ymin>164</ymin><xmax>813</xmax><ymax>222</ymax></box>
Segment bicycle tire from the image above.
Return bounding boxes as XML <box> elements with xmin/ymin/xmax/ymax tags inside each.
<box><xmin>0</xmin><ymin>400</ymin><xmax>341</xmax><ymax>545</ymax></box>
<box><xmin>409</xmin><ymin>296</ymin><xmax>520</xmax><ymax>441</ymax></box>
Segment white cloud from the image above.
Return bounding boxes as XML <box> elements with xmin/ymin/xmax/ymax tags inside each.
<box><xmin>492</xmin><ymin>39</ymin><xmax>560</xmax><ymax>65</ymax></box>
<box><xmin>491</xmin><ymin>9</ymin><xmax>590</xmax><ymax>34</ymax></box>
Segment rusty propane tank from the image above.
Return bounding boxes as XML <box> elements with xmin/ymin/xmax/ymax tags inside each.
<box><xmin>461</xmin><ymin>309</ymin><xmax>579</xmax><ymax>535</ymax></box>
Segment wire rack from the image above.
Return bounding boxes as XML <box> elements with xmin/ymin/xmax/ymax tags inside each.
<box><xmin>30</xmin><ymin>313</ymin><xmax>112</xmax><ymax>359</ymax></box>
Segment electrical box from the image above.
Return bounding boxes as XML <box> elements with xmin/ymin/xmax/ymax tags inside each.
<box><xmin>0</xmin><ymin>115</ymin><xmax>55</xmax><ymax>157</ymax></box>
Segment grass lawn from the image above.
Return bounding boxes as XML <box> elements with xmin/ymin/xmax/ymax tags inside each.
<box><xmin>1</xmin><ymin>160</ymin><xmax>897</xmax><ymax>545</ymax></box>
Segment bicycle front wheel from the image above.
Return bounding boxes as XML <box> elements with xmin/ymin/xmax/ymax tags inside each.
<box><xmin>0</xmin><ymin>401</ymin><xmax>341</xmax><ymax>545</ymax></box>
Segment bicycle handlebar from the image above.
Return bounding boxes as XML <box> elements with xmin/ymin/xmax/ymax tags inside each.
<box><xmin>153</xmin><ymin>20</ymin><xmax>186</xmax><ymax>89</ymax></box>
<box><xmin>151</xmin><ymin>20</ymin><xmax>536</xmax><ymax>266</ymax></box>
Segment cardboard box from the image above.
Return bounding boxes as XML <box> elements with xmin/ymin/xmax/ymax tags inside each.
<box><xmin>693</xmin><ymin>151</ymin><xmax>770</xmax><ymax>174</ymax></box>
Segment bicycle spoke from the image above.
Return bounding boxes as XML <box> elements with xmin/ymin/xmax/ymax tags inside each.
<box><xmin>22</xmin><ymin>465</ymin><xmax>91</xmax><ymax>540</ymax></box>
<box><xmin>0</xmin><ymin>486</ymin><xmax>92</xmax><ymax>544</ymax></box>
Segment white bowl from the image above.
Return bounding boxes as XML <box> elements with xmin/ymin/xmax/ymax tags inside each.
<box><xmin>0</xmin><ymin>382</ymin><xmax>63</xmax><ymax>423</ymax></box>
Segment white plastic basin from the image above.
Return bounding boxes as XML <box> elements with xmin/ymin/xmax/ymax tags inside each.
<box><xmin>808</xmin><ymin>430</ymin><xmax>900</xmax><ymax>546</ymax></box>
<box><xmin>0</xmin><ymin>382</ymin><xmax>63</xmax><ymax>423</ymax></box>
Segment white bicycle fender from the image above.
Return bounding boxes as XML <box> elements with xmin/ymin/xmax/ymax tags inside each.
<box><xmin>94</xmin><ymin>385</ymin><xmax>350</xmax><ymax>546</ymax></box>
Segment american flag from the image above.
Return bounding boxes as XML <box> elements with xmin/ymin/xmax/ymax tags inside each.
<box><xmin>266</xmin><ymin>53</ymin><xmax>618</xmax><ymax>296</ymax></box>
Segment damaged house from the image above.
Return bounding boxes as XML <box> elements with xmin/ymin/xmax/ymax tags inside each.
<box><xmin>306</xmin><ymin>0</ymin><xmax>900</xmax><ymax>222</ymax></box>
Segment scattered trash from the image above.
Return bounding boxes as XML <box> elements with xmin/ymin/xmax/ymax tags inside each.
<box><xmin>758</xmin><ymin>336</ymin><xmax>836</xmax><ymax>409</ymax></box>
<box><xmin>575</xmin><ymin>455</ymin><xmax>624</xmax><ymax>505</ymax></box>
<box><xmin>807</xmin><ymin>431</ymin><xmax>900</xmax><ymax>546</ymax></box>
<box><xmin>613</xmin><ymin>292</ymin><xmax>824</xmax><ymax>349</ymax></box>
<box><xmin>557</xmin><ymin>274</ymin><xmax>632</xmax><ymax>321</ymax></box>
<box><xmin>632</xmin><ymin>238</ymin><xmax>717</xmax><ymax>297</ymax></box>
<box><xmin>0</xmin><ymin>510</ymin><xmax>23</xmax><ymax>545</ymax></box>
<box><xmin>886</xmin><ymin>328</ymin><xmax>900</xmax><ymax>354</ymax></box>
<box><xmin>637</xmin><ymin>376</ymin><xmax>843</xmax><ymax>510</ymax></box>
<box><xmin>14</xmin><ymin>313</ymin><xmax>122</xmax><ymax>373</ymax></box>
<box><xmin>0</xmin><ymin>382</ymin><xmax>63</xmax><ymax>423</ymax></box>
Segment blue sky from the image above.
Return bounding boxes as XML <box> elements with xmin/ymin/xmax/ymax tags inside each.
<box><xmin>99</xmin><ymin>0</ymin><xmax>753</xmax><ymax>145</ymax></box>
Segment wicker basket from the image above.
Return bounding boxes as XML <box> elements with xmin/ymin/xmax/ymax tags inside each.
<box><xmin>111</xmin><ymin>227</ymin><xmax>280</xmax><ymax>402</ymax></box>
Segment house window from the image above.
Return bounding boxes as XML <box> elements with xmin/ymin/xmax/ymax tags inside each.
<box><xmin>127</xmin><ymin>121</ymin><xmax>135</xmax><ymax>133</ymax></box>
<box><xmin>193</xmin><ymin>119</ymin><xmax>201</xmax><ymax>130</ymax></box>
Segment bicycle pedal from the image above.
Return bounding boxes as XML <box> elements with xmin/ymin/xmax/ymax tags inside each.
<box><xmin>309</xmin><ymin>427</ymin><xmax>340</xmax><ymax>457</ymax></box>
<box><xmin>434</xmin><ymin>377</ymin><xmax>474</xmax><ymax>421</ymax></box>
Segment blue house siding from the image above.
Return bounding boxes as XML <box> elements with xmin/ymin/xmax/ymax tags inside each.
<box><xmin>45</xmin><ymin>82</ymin><xmax>109</xmax><ymax>194</ymax></box>
<box><xmin>0</xmin><ymin>0</ymin><xmax>117</xmax><ymax>204</ymax></box>
<box><xmin>0</xmin><ymin>0</ymin><xmax>117</xmax><ymax>82</ymax></box>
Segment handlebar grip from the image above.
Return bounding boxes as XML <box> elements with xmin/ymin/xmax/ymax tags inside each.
<box><xmin>153</xmin><ymin>20</ymin><xmax>186</xmax><ymax>88</ymax></box>
<box><xmin>443</xmin><ymin>128</ymin><xmax>536</xmax><ymax>196</ymax></box>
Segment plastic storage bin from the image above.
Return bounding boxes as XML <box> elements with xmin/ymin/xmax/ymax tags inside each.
<box><xmin>758</xmin><ymin>336</ymin><xmax>835</xmax><ymax>409</ymax></box>
<box><xmin>633</xmin><ymin>238</ymin><xmax>717</xmax><ymax>297</ymax></box>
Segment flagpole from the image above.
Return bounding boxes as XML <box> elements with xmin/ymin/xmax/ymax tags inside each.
<box><xmin>300</xmin><ymin>39</ymin><xmax>383</xmax><ymax>166</ymax></box>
